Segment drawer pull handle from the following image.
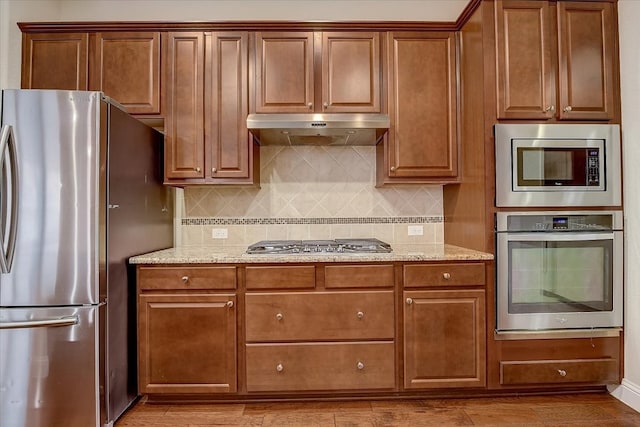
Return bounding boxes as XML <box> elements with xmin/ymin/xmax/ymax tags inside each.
<box><xmin>357</xmin><ymin>311</ymin><xmax>364</xmax><ymax>319</ymax></box>
<box><xmin>443</xmin><ymin>272</ymin><xmax>451</xmax><ymax>280</ymax></box>
<box><xmin>275</xmin><ymin>313</ymin><xmax>284</xmax><ymax>321</ymax></box>
<box><xmin>276</xmin><ymin>363</ymin><xmax>284</xmax><ymax>372</ymax></box>
<box><xmin>226</xmin><ymin>301</ymin><xmax>234</xmax><ymax>308</ymax></box>
<box><xmin>558</xmin><ymin>369</ymin><xmax>567</xmax><ymax>377</ymax></box>
<box><xmin>406</xmin><ymin>298</ymin><xmax>413</xmax><ymax>305</ymax></box>
<box><xmin>181</xmin><ymin>276</ymin><xmax>189</xmax><ymax>284</ymax></box>
<box><xmin>357</xmin><ymin>361</ymin><xmax>365</xmax><ymax>370</ymax></box>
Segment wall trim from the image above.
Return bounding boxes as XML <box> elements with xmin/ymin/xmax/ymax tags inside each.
<box><xmin>608</xmin><ymin>379</ymin><xmax>640</xmax><ymax>412</ymax></box>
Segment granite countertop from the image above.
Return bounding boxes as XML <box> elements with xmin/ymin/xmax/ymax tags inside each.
<box><xmin>130</xmin><ymin>244</ymin><xmax>493</xmax><ymax>264</ymax></box>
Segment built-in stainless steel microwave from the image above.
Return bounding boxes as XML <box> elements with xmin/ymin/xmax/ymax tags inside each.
<box><xmin>495</xmin><ymin>124</ymin><xmax>622</xmax><ymax>207</ymax></box>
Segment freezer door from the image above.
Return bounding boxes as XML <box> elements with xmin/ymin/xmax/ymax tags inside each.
<box><xmin>0</xmin><ymin>90</ymin><xmax>103</xmax><ymax>306</ymax></box>
<box><xmin>0</xmin><ymin>306</ymin><xmax>102</xmax><ymax>427</ymax></box>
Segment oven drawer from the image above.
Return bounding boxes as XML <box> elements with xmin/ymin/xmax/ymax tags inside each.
<box><xmin>246</xmin><ymin>341</ymin><xmax>395</xmax><ymax>392</ymax></box>
<box><xmin>138</xmin><ymin>266</ymin><xmax>237</xmax><ymax>290</ymax></box>
<box><xmin>404</xmin><ymin>263</ymin><xmax>485</xmax><ymax>287</ymax></box>
<box><xmin>245</xmin><ymin>265</ymin><xmax>316</xmax><ymax>290</ymax></box>
<box><xmin>500</xmin><ymin>359</ymin><xmax>619</xmax><ymax>385</ymax></box>
<box><xmin>245</xmin><ymin>291</ymin><xmax>394</xmax><ymax>341</ymax></box>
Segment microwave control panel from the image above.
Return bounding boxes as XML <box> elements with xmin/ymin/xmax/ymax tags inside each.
<box><xmin>587</xmin><ymin>149</ymin><xmax>600</xmax><ymax>186</ymax></box>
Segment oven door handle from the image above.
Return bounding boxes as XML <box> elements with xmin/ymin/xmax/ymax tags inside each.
<box><xmin>505</xmin><ymin>232</ymin><xmax>616</xmax><ymax>242</ymax></box>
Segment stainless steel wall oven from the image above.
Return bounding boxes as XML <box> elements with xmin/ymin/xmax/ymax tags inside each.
<box><xmin>495</xmin><ymin>211</ymin><xmax>623</xmax><ymax>333</ymax></box>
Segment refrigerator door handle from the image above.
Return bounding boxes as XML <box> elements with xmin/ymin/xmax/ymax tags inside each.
<box><xmin>0</xmin><ymin>124</ymin><xmax>19</xmax><ymax>274</ymax></box>
<box><xmin>0</xmin><ymin>315</ymin><xmax>79</xmax><ymax>329</ymax></box>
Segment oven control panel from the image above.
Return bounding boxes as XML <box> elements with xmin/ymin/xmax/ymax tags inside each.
<box><xmin>501</xmin><ymin>212</ymin><xmax>619</xmax><ymax>232</ymax></box>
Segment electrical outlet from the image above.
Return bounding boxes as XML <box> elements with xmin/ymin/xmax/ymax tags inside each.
<box><xmin>408</xmin><ymin>225</ymin><xmax>424</xmax><ymax>236</ymax></box>
<box><xmin>212</xmin><ymin>228</ymin><xmax>228</xmax><ymax>239</ymax></box>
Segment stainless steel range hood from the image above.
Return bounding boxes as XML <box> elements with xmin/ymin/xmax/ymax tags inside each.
<box><xmin>247</xmin><ymin>113</ymin><xmax>390</xmax><ymax>146</ymax></box>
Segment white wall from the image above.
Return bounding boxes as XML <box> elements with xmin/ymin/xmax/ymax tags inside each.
<box><xmin>1</xmin><ymin>0</ymin><xmax>638</xmax><ymax>411</ymax></box>
<box><xmin>610</xmin><ymin>0</ymin><xmax>640</xmax><ymax>411</ymax></box>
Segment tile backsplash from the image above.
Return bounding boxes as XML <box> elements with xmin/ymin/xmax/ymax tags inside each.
<box><xmin>178</xmin><ymin>146</ymin><xmax>444</xmax><ymax>247</ymax></box>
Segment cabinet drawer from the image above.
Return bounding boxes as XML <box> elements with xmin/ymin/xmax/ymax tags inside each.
<box><xmin>245</xmin><ymin>265</ymin><xmax>315</xmax><ymax>289</ymax></box>
<box><xmin>324</xmin><ymin>264</ymin><xmax>394</xmax><ymax>288</ymax></box>
<box><xmin>138</xmin><ymin>266</ymin><xmax>237</xmax><ymax>290</ymax></box>
<box><xmin>245</xmin><ymin>291</ymin><xmax>394</xmax><ymax>341</ymax></box>
<box><xmin>404</xmin><ymin>263</ymin><xmax>485</xmax><ymax>287</ymax></box>
<box><xmin>246</xmin><ymin>341</ymin><xmax>395</xmax><ymax>392</ymax></box>
<box><xmin>500</xmin><ymin>359</ymin><xmax>619</xmax><ymax>385</ymax></box>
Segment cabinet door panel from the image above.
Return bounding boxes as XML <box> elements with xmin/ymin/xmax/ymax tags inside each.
<box><xmin>255</xmin><ymin>32</ymin><xmax>314</xmax><ymax>113</ymax></box>
<box><xmin>207</xmin><ymin>32</ymin><xmax>251</xmax><ymax>180</ymax></box>
<box><xmin>404</xmin><ymin>289</ymin><xmax>485</xmax><ymax>389</ymax></box>
<box><xmin>495</xmin><ymin>1</ymin><xmax>555</xmax><ymax>119</ymax></box>
<box><xmin>21</xmin><ymin>33</ymin><xmax>88</xmax><ymax>90</ymax></box>
<box><xmin>90</xmin><ymin>32</ymin><xmax>160</xmax><ymax>114</ymax></box>
<box><xmin>138</xmin><ymin>293</ymin><xmax>236</xmax><ymax>394</ymax></box>
<box><xmin>557</xmin><ymin>1</ymin><xmax>615</xmax><ymax>120</ymax></box>
<box><xmin>163</xmin><ymin>32</ymin><xmax>205</xmax><ymax>179</ymax></box>
<box><xmin>322</xmin><ymin>32</ymin><xmax>381</xmax><ymax>113</ymax></box>
<box><xmin>384</xmin><ymin>32</ymin><xmax>457</xmax><ymax>181</ymax></box>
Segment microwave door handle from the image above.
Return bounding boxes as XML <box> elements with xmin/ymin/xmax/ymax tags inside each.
<box><xmin>0</xmin><ymin>125</ymin><xmax>19</xmax><ymax>274</ymax></box>
<box><xmin>506</xmin><ymin>232</ymin><xmax>615</xmax><ymax>242</ymax></box>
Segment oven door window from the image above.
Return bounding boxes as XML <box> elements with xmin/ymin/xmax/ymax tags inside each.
<box><xmin>508</xmin><ymin>239</ymin><xmax>613</xmax><ymax>314</ymax></box>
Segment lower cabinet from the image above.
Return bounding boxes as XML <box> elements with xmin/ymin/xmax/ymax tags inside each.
<box><xmin>244</xmin><ymin>264</ymin><xmax>397</xmax><ymax>393</ymax></box>
<box><xmin>403</xmin><ymin>289</ymin><xmax>486</xmax><ymax>389</ymax></box>
<box><xmin>137</xmin><ymin>265</ymin><xmax>238</xmax><ymax>394</ymax></box>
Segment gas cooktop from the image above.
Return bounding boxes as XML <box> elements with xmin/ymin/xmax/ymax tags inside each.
<box><xmin>246</xmin><ymin>238</ymin><xmax>392</xmax><ymax>255</ymax></box>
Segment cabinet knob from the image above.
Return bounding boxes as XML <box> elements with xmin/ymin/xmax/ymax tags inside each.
<box><xmin>276</xmin><ymin>363</ymin><xmax>284</xmax><ymax>372</ymax></box>
<box><xmin>390</xmin><ymin>166</ymin><xmax>396</xmax><ymax>172</ymax></box>
<box><xmin>307</xmin><ymin>102</ymin><xmax>313</xmax><ymax>109</ymax></box>
<box><xmin>545</xmin><ymin>105</ymin><xmax>555</xmax><ymax>112</ymax></box>
<box><xmin>195</xmin><ymin>167</ymin><xmax>201</xmax><ymax>172</ymax></box>
<box><xmin>323</xmin><ymin>102</ymin><xmax>329</xmax><ymax>108</ymax></box>
<box><xmin>275</xmin><ymin>313</ymin><xmax>284</xmax><ymax>321</ymax></box>
<box><xmin>212</xmin><ymin>167</ymin><xmax>217</xmax><ymax>173</ymax></box>
<box><xmin>563</xmin><ymin>106</ymin><xmax>572</xmax><ymax>112</ymax></box>
<box><xmin>226</xmin><ymin>301</ymin><xmax>234</xmax><ymax>308</ymax></box>
<box><xmin>181</xmin><ymin>276</ymin><xmax>189</xmax><ymax>284</ymax></box>
<box><xmin>406</xmin><ymin>297</ymin><xmax>413</xmax><ymax>305</ymax></box>
<box><xmin>357</xmin><ymin>311</ymin><xmax>364</xmax><ymax>319</ymax></box>
<box><xmin>558</xmin><ymin>369</ymin><xmax>567</xmax><ymax>377</ymax></box>
<box><xmin>356</xmin><ymin>361</ymin><xmax>365</xmax><ymax>370</ymax></box>
<box><xmin>442</xmin><ymin>272</ymin><xmax>451</xmax><ymax>280</ymax></box>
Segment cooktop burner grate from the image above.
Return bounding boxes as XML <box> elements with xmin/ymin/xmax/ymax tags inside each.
<box><xmin>246</xmin><ymin>238</ymin><xmax>392</xmax><ymax>254</ymax></box>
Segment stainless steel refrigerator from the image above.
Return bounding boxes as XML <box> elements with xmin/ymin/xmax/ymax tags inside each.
<box><xmin>0</xmin><ymin>90</ymin><xmax>173</xmax><ymax>427</ymax></box>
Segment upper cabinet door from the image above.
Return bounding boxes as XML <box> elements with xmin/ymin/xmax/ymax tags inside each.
<box><xmin>322</xmin><ymin>32</ymin><xmax>381</xmax><ymax>113</ymax></box>
<box><xmin>557</xmin><ymin>1</ymin><xmax>616</xmax><ymax>121</ymax></box>
<box><xmin>163</xmin><ymin>32</ymin><xmax>205</xmax><ymax>180</ymax></box>
<box><xmin>206</xmin><ymin>32</ymin><xmax>254</xmax><ymax>182</ymax></box>
<box><xmin>254</xmin><ymin>32</ymin><xmax>314</xmax><ymax>113</ymax></box>
<box><xmin>382</xmin><ymin>32</ymin><xmax>458</xmax><ymax>183</ymax></box>
<box><xmin>21</xmin><ymin>33</ymin><xmax>89</xmax><ymax>90</ymax></box>
<box><xmin>90</xmin><ymin>32</ymin><xmax>161</xmax><ymax>115</ymax></box>
<box><xmin>495</xmin><ymin>1</ymin><xmax>556</xmax><ymax>119</ymax></box>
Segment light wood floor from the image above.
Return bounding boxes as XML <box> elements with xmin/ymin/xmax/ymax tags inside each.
<box><xmin>115</xmin><ymin>392</ymin><xmax>640</xmax><ymax>426</ymax></box>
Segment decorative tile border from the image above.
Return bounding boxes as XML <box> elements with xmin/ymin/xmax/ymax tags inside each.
<box><xmin>182</xmin><ymin>216</ymin><xmax>444</xmax><ymax>226</ymax></box>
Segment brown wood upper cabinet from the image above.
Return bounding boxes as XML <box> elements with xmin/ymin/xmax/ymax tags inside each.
<box><xmin>22</xmin><ymin>32</ymin><xmax>160</xmax><ymax>115</ymax></box>
<box><xmin>378</xmin><ymin>32</ymin><xmax>458</xmax><ymax>185</ymax></box>
<box><xmin>254</xmin><ymin>31</ymin><xmax>381</xmax><ymax>113</ymax></box>
<box><xmin>495</xmin><ymin>0</ymin><xmax>617</xmax><ymax>121</ymax></box>
<box><xmin>90</xmin><ymin>32</ymin><xmax>160</xmax><ymax>115</ymax></box>
<box><xmin>163</xmin><ymin>32</ymin><xmax>257</xmax><ymax>184</ymax></box>
<box><xmin>22</xmin><ymin>33</ymin><xmax>89</xmax><ymax>91</ymax></box>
